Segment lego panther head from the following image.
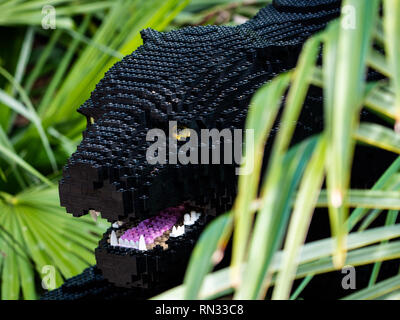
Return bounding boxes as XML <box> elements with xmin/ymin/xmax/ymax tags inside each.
<box><xmin>58</xmin><ymin>0</ymin><xmax>340</xmax><ymax>288</ymax></box>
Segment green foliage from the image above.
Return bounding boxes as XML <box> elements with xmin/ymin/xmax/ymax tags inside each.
<box><xmin>0</xmin><ymin>0</ymin><xmax>189</xmax><ymax>299</ymax></box>
<box><xmin>2</xmin><ymin>0</ymin><xmax>400</xmax><ymax>301</ymax></box>
<box><xmin>154</xmin><ymin>0</ymin><xmax>400</xmax><ymax>300</ymax></box>
<box><xmin>171</xmin><ymin>0</ymin><xmax>271</xmax><ymax>28</ymax></box>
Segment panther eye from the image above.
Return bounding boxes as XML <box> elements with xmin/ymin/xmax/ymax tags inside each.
<box><xmin>172</xmin><ymin>125</ymin><xmax>191</xmax><ymax>140</ymax></box>
<box><xmin>89</xmin><ymin>117</ymin><xmax>95</xmax><ymax>125</ymax></box>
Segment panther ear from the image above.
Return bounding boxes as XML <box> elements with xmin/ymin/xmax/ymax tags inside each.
<box><xmin>77</xmin><ymin>99</ymin><xmax>105</xmax><ymax>123</ymax></box>
<box><xmin>77</xmin><ymin>99</ymin><xmax>94</xmax><ymax>117</ymax></box>
<box><xmin>140</xmin><ymin>28</ymin><xmax>162</xmax><ymax>44</ymax></box>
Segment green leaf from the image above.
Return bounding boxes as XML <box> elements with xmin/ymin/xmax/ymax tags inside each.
<box><xmin>183</xmin><ymin>213</ymin><xmax>232</xmax><ymax>299</ymax></box>
<box><xmin>367</xmin><ymin>49</ymin><xmax>391</xmax><ymax>78</ymax></box>
<box><xmin>24</xmin><ymin>29</ymin><xmax>62</xmax><ymax>94</ymax></box>
<box><xmin>364</xmin><ymin>82</ymin><xmax>397</xmax><ymax>120</ymax></box>
<box><xmin>0</xmin><ymin>185</ymin><xmax>107</xmax><ymax>299</ymax></box>
<box><xmin>12</xmin><ymin>27</ymin><xmax>33</xmax><ymax>95</ymax></box>
<box><xmin>324</xmin><ymin>0</ymin><xmax>380</xmax><ymax>267</ymax></box>
<box><xmin>290</xmin><ymin>274</ymin><xmax>313</xmax><ymax>300</ymax></box>
<box><xmin>12</xmin><ymin>214</ymin><xmax>36</xmax><ymax>299</ymax></box>
<box><xmin>272</xmin><ymin>136</ymin><xmax>327</xmax><ymax>299</ymax></box>
<box><xmin>383</xmin><ymin>0</ymin><xmax>400</xmax><ymax>130</ymax></box>
<box><xmin>317</xmin><ymin>189</ymin><xmax>400</xmax><ymax>209</ymax></box>
<box><xmin>348</xmin><ymin>279</ymin><xmax>400</xmax><ymax>299</ymax></box>
<box><xmin>0</xmin><ymin>67</ymin><xmax>57</xmax><ymax>171</ymax></box>
<box><xmin>355</xmin><ymin>122</ymin><xmax>400</xmax><ymax>154</ymax></box>
<box><xmin>367</xmin><ymin>210</ymin><xmax>399</xmax><ymax>287</ymax></box>
<box><xmin>0</xmin><ymin>1</ymin><xmax>112</xmax><ymax>28</ymax></box>
<box><xmin>348</xmin><ymin>157</ymin><xmax>400</xmax><ymax>229</ymax></box>
<box><xmin>37</xmin><ymin>15</ymin><xmax>91</xmax><ymax>115</ymax></box>
<box><xmin>1</xmin><ymin>210</ymin><xmax>20</xmax><ymax>300</ymax></box>
<box><xmin>0</xmin><ymin>143</ymin><xmax>53</xmax><ymax>186</ymax></box>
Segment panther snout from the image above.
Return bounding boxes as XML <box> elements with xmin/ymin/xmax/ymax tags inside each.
<box><xmin>59</xmin><ymin>156</ymin><xmax>134</xmax><ymax>222</ymax></box>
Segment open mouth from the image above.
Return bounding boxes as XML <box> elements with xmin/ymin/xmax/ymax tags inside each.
<box><xmin>94</xmin><ymin>203</ymin><xmax>209</xmax><ymax>288</ymax></box>
<box><xmin>108</xmin><ymin>205</ymin><xmax>203</xmax><ymax>251</ymax></box>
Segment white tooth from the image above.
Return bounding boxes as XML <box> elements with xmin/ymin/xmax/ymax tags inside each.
<box><xmin>184</xmin><ymin>213</ymin><xmax>193</xmax><ymax>225</ymax></box>
<box><xmin>89</xmin><ymin>210</ymin><xmax>98</xmax><ymax>222</ymax></box>
<box><xmin>134</xmin><ymin>241</ymin><xmax>139</xmax><ymax>249</ymax></box>
<box><xmin>139</xmin><ymin>235</ymin><xmax>147</xmax><ymax>251</ymax></box>
<box><xmin>110</xmin><ymin>231</ymin><xmax>118</xmax><ymax>246</ymax></box>
<box><xmin>130</xmin><ymin>240</ymin><xmax>135</xmax><ymax>248</ymax></box>
<box><xmin>196</xmin><ymin>212</ymin><xmax>201</xmax><ymax>219</ymax></box>
<box><xmin>190</xmin><ymin>211</ymin><xmax>197</xmax><ymax>222</ymax></box>
<box><xmin>95</xmin><ymin>211</ymin><xmax>100</xmax><ymax>217</ymax></box>
<box><xmin>118</xmin><ymin>238</ymin><xmax>123</xmax><ymax>245</ymax></box>
<box><xmin>124</xmin><ymin>239</ymin><xmax>130</xmax><ymax>246</ymax></box>
<box><xmin>170</xmin><ymin>226</ymin><xmax>177</xmax><ymax>237</ymax></box>
<box><xmin>112</xmin><ymin>222</ymin><xmax>119</xmax><ymax>229</ymax></box>
<box><xmin>170</xmin><ymin>225</ymin><xmax>185</xmax><ymax>237</ymax></box>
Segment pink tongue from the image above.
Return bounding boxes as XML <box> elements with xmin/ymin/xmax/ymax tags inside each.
<box><xmin>120</xmin><ymin>206</ymin><xmax>185</xmax><ymax>244</ymax></box>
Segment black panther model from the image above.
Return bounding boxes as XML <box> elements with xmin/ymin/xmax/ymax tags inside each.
<box><xmin>43</xmin><ymin>0</ymin><xmax>342</xmax><ymax>299</ymax></box>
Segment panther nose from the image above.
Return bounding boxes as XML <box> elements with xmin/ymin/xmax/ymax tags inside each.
<box><xmin>59</xmin><ymin>159</ymin><xmax>135</xmax><ymax>222</ymax></box>
<box><xmin>59</xmin><ymin>161</ymin><xmax>105</xmax><ymax>217</ymax></box>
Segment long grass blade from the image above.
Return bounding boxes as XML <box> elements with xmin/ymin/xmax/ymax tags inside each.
<box><xmin>325</xmin><ymin>0</ymin><xmax>380</xmax><ymax>268</ymax></box>
<box><xmin>272</xmin><ymin>136</ymin><xmax>327</xmax><ymax>299</ymax></box>
<box><xmin>235</xmin><ymin>35</ymin><xmax>321</xmax><ymax>299</ymax></box>
<box><xmin>383</xmin><ymin>0</ymin><xmax>400</xmax><ymax>131</ymax></box>
<box><xmin>0</xmin><ymin>67</ymin><xmax>57</xmax><ymax>171</ymax></box>
<box><xmin>344</xmin><ymin>273</ymin><xmax>400</xmax><ymax>300</ymax></box>
<box><xmin>317</xmin><ymin>190</ymin><xmax>400</xmax><ymax>209</ymax></box>
<box><xmin>354</xmin><ymin>122</ymin><xmax>400</xmax><ymax>154</ymax></box>
<box><xmin>367</xmin><ymin>210</ymin><xmax>399</xmax><ymax>287</ymax></box>
<box><xmin>231</xmin><ymin>73</ymin><xmax>290</xmax><ymax>284</ymax></box>
<box><xmin>347</xmin><ymin>157</ymin><xmax>400</xmax><ymax>229</ymax></box>
<box><xmin>0</xmin><ymin>143</ymin><xmax>53</xmax><ymax>186</ymax></box>
<box><xmin>12</xmin><ymin>27</ymin><xmax>33</xmax><ymax>96</ymax></box>
<box><xmin>183</xmin><ymin>213</ymin><xmax>232</xmax><ymax>299</ymax></box>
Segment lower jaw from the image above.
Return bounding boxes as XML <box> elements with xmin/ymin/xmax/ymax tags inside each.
<box><xmin>95</xmin><ymin>204</ymin><xmax>209</xmax><ymax>288</ymax></box>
